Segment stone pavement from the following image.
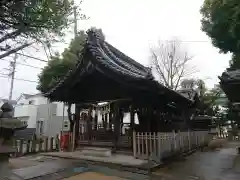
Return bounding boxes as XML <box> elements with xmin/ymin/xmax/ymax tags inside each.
<box><xmin>7</xmin><ymin>155</ymin><xmax>149</xmax><ymax>180</ymax></box>
<box><xmin>41</xmin><ymin>151</ymin><xmax>149</xmax><ymax>167</ymax></box>
<box><xmin>7</xmin><ymin>142</ymin><xmax>240</xmax><ymax>180</ymax></box>
<box><xmin>9</xmin><ymin>156</ymin><xmax>54</xmax><ymax>169</ymax></box>
<box><xmin>152</xmin><ymin>141</ymin><xmax>240</xmax><ymax>180</ymax></box>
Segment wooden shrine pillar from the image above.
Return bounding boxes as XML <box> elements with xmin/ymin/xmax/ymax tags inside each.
<box><xmin>74</xmin><ymin>104</ymin><xmax>81</xmax><ymax>148</ymax></box>
<box><xmin>101</xmin><ymin>111</ymin><xmax>105</xmax><ymax>129</ymax></box>
<box><xmin>130</xmin><ymin>105</ymin><xmax>135</xmax><ymax>132</ymax></box>
<box><xmin>147</xmin><ymin>107</ymin><xmax>151</xmax><ymax>132</ymax></box>
<box><xmin>182</xmin><ymin>109</ymin><xmax>188</xmax><ymax>131</ymax></box>
<box><xmin>87</xmin><ymin>106</ymin><xmax>93</xmax><ymax>141</ymax></box>
<box><xmin>130</xmin><ymin>105</ymin><xmax>135</xmax><ymax>148</ymax></box>
<box><xmin>94</xmin><ymin>107</ymin><xmax>98</xmax><ymax>130</ymax></box>
<box><xmin>109</xmin><ymin>106</ymin><xmax>113</xmax><ymax>130</ymax></box>
<box><xmin>120</xmin><ymin>110</ymin><xmax>124</xmax><ymax>135</ymax></box>
<box><xmin>105</xmin><ymin>113</ymin><xmax>108</xmax><ymax>129</ymax></box>
<box><xmin>112</xmin><ymin>103</ymin><xmax>120</xmax><ymax>153</ymax></box>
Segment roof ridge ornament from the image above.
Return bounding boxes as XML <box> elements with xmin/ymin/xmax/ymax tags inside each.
<box><xmin>87</xmin><ymin>27</ymin><xmax>105</xmax><ymax>45</ymax></box>
<box><xmin>145</xmin><ymin>67</ymin><xmax>154</xmax><ymax>80</ymax></box>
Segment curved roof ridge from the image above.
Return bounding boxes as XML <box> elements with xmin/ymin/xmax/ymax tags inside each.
<box><xmin>86</xmin><ymin>28</ymin><xmax>153</xmax><ymax>79</ymax></box>
<box><xmin>45</xmin><ymin>28</ymin><xmax>193</xmax><ymax>105</ymax></box>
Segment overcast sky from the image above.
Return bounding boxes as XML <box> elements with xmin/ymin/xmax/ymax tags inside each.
<box><xmin>0</xmin><ymin>0</ymin><xmax>231</xmax><ymax>100</ymax></box>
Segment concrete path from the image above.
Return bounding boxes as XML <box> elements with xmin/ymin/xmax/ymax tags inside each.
<box><xmin>8</xmin><ymin>142</ymin><xmax>240</xmax><ymax>180</ymax></box>
<box><xmin>8</xmin><ymin>155</ymin><xmax>81</xmax><ymax>179</ymax></box>
<box><xmin>152</xmin><ymin>142</ymin><xmax>240</xmax><ymax>180</ymax></box>
<box><xmin>41</xmin><ymin>151</ymin><xmax>148</xmax><ymax>167</ymax></box>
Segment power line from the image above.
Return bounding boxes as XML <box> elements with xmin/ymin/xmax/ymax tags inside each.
<box><xmin>0</xmin><ymin>75</ymin><xmax>37</xmax><ymax>83</ymax></box>
<box><xmin>160</xmin><ymin>40</ymin><xmax>209</xmax><ymax>43</ymax></box>
<box><xmin>17</xmin><ymin>62</ymin><xmax>43</xmax><ymax>69</ymax></box>
<box><xmin>16</xmin><ymin>53</ymin><xmax>48</xmax><ymax>62</ymax></box>
<box><xmin>0</xmin><ymin>58</ymin><xmax>43</xmax><ymax>69</ymax></box>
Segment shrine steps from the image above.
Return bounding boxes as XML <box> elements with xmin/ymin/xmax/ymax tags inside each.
<box><xmin>79</xmin><ymin>147</ymin><xmax>112</xmax><ymax>157</ymax></box>
<box><xmin>76</xmin><ymin>146</ymin><xmax>133</xmax><ymax>157</ymax></box>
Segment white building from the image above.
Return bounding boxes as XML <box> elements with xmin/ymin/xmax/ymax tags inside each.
<box><xmin>14</xmin><ymin>93</ymin><xmax>75</xmax><ymax>137</ymax></box>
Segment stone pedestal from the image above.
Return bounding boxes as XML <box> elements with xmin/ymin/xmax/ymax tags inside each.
<box><xmin>0</xmin><ymin>153</ymin><xmax>11</xmax><ymax>179</ymax></box>
<box><xmin>0</xmin><ymin>102</ymin><xmax>27</xmax><ymax>179</ymax></box>
<box><xmin>0</xmin><ymin>144</ymin><xmax>24</xmax><ymax>179</ymax></box>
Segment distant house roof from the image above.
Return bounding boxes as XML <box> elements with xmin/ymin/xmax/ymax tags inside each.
<box><xmin>16</xmin><ymin>93</ymin><xmax>43</xmax><ymax>102</ymax></box>
<box><xmin>22</xmin><ymin>93</ymin><xmax>34</xmax><ymax>99</ymax></box>
<box><xmin>14</xmin><ymin>128</ymin><xmax>36</xmax><ymax>140</ymax></box>
<box><xmin>0</xmin><ymin>98</ymin><xmax>17</xmax><ymax>106</ymax></box>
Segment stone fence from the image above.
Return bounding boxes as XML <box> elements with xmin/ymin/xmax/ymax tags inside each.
<box><xmin>12</xmin><ymin>136</ymin><xmax>59</xmax><ymax>157</ymax></box>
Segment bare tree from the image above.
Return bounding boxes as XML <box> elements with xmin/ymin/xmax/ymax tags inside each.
<box><xmin>150</xmin><ymin>38</ymin><xmax>196</xmax><ymax>90</ymax></box>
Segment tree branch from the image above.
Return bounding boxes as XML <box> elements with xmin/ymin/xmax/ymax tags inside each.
<box><xmin>150</xmin><ymin>38</ymin><xmax>194</xmax><ymax>89</ymax></box>
<box><xmin>0</xmin><ymin>29</ymin><xmax>22</xmax><ymax>44</ymax></box>
<box><xmin>151</xmin><ymin>50</ymin><xmax>169</xmax><ymax>86</ymax></box>
<box><xmin>0</xmin><ymin>43</ymin><xmax>31</xmax><ymax>59</ymax></box>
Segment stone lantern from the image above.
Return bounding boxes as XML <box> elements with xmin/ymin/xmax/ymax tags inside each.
<box><xmin>0</xmin><ymin>101</ymin><xmax>27</xmax><ymax>178</ymax></box>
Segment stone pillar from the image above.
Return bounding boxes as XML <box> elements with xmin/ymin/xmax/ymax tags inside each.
<box><xmin>0</xmin><ymin>102</ymin><xmax>27</xmax><ymax>178</ymax></box>
<box><xmin>0</xmin><ymin>154</ymin><xmax>11</xmax><ymax>178</ymax></box>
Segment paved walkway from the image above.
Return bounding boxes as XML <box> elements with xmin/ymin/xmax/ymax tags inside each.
<box><xmin>152</xmin><ymin>142</ymin><xmax>240</xmax><ymax>180</ymax></box>
<box><xmin>8</xmin><ymin>142</ymin><xmax>240</xmax><ymax>180</ymax></box>
<box><xmin>41</xmin><ymin>151</ymin><xmax>148</xmax><ymax>167</ymax></box>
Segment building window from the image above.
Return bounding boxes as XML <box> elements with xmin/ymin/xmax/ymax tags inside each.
<box><xmin>21</xmin><ymin>120</ymin><xmax>27</xmax><ymax>125</ymax></box>
<box><xmin>37</xmin><ymin>120</ymin><xmax>44</xmax><ymax>135</ymax></box>
<box><xmin>29</xmin><ymin>100</ymin><xmax>35</xmax><ymax>105</ymax></box>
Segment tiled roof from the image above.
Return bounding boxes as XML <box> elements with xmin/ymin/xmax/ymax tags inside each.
<box><xmin>44</xmin><ymin>28</ymin><xmax>194</xmax><ymax>107</ymax></box>
<box><xmin>22</xmin><ymin>93</ymin><xmax>34</xmax><ymax>99</ymax></box>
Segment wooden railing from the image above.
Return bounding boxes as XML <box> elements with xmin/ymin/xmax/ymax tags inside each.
<box><xmin>12</xmin><ymin>136</ymin><xmax>59</xmax><ymax>157</ymax></box>
<box><xmin>133</xmin><ymin>131</ymin><xmax>210</xmax><ymax>160</ymax></box>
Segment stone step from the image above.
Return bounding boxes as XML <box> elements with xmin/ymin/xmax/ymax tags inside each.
<box><xmin>81</xmin><ymin>147</ymin><xmax>112</xmax><ymax>157</ymax></box>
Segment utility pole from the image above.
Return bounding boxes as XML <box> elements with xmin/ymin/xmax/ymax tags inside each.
<box><xmin>73</xmin><ymin>6</ymin><xmax>78</xmax><ymax>38</ymax></box>
<box><xmin>8</xmin><ymin>53</ymin><xmax>17</xmax><ymax>100</ymax></box>
<box><xmin>72</xmin><ymin>3</ymin><xmax>79</xmax><ymax>150</ymax></box>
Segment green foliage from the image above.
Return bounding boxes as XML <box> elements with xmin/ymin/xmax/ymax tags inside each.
<box><xmin>0</xmin><ymin>0</ymin><xmax>85</xmax><ymax>58</ymax></box>
<box><xmin>37</xmin><ymin>31</ymin><xmax>87</xmax><ymax>93</ymax></box>
<box><xmin>227</xmin><ymin>53</ymin><xmax>240</xmax><ymax>70</ymax></box>
<box><xmin>1</xmin><ymin>0</ymin><xmax>74</xmax><ymax>41</ymax></box>
<box><xmin>181</xmin><ymin>78</ymin><xmax>225</xmax><ymax>118</ymax></box>
<box><xmin>201</xmin><ymin>0</ymin><xmax>240</xmax><ymax>53</ymax></box>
